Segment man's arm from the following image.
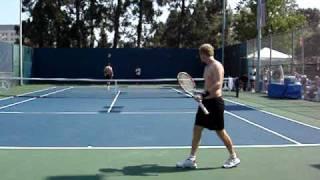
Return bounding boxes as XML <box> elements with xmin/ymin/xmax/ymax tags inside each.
<box><xmin>104</xmin><ymin>67</ymin><xmax>107</xmax><ymax>76</ymax></box>
<box><xmin>110</xmin><ymin>67</ymin><xmax>114</xmax><ymax>78</ymax></box>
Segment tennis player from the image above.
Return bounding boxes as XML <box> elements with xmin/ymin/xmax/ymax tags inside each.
<box><xmin>176</xmin><ymin>44</ymin><xmax>240</xmax><ymax>169</ymax></box>
<box><xmin>104</xmin><ymin>63</ymin><xmax>114</xmax><ymax>88</ymax></box>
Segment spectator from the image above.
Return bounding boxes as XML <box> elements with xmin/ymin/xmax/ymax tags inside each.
<box><xmin>249</xmin><ymin>67</ymin><xmax>256</xmax><ymax>92</ymax></box>
<box><xmin>315</xmin><ymin>76</ymin><xmax>320</xmax><ymax>101</ymax></box>
<box><xmin>240</xmin><ymin>74</ymin><xmax>248</xmax><ymax>91</ymax></box>
<box><xmin>135</xmin><ymin>66</ymin><xmax>142</xmax><ymax>79</ymax></box>
<box><xmin>263</xmin><ymin>68</ymin><xmax>268</xmax><ymax>93</ymax></box>
<box><xmin>234</xmin><ymin>77</ymin><xmax>240</xmax><ymax>98</ymax></box>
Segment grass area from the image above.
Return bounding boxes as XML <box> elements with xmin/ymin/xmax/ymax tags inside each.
<box><xmin>0</xmin><ymin>84</ymin><xmax>53</xmax><ymax>98</ymax></box>
<box><xmin>224</xmin><ymin>91</ymin><xmax>320</xmax><ymax>128</ymax></box>
<box><xmin>0</xmin><ymin>147</ymin><xmax>319</xmax><ymax>180</ymax></box>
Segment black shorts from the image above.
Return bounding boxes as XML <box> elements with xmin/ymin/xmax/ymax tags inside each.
<box><xmin>135</xmin><ymin>75</ymin><xmax>141</xmax><ymax>79</ymax></box>
<box><xmin>195</xmin><ymin>97</ymin><xmax>224</xmax><ymax>131</ymax></box>
<box><xmin>105</xmin><ymin>74</ymin><xmax>112</xmax><ymax>79</ymax></box>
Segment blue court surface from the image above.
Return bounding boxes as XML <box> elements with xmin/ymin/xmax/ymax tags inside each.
<box><xmin>0</xmin><ymin>86</ymin><xmax>319</xmax><ymax>148</ymax></box>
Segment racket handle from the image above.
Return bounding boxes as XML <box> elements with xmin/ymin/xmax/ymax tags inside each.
<box><xmin>199</xmin><ymin>101</ymin><xmax>209</xmax><ymax>115</ymax></box>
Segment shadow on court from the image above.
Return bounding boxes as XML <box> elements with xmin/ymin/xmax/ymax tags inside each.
<box><xmin>101</xmin><ymin>105</ymin><xmax>123</xmax><ymax>113</ymax></box>
<box><xmin>225</xmin><ymin>104</ymin><xmax>254</xmax><ymax>111</ymax></box>
<box><xmin>46</xmin><ymin>175</ymin><xmax>103</xmax><ymax>180</ymax></box>
<box><xmin>311</xmin><ymin>164</ymin><xmax>320</xmax><ymax>170</ymax></box>
<box><xmin>99</xmin><ymin>164</ymin><xmax>221</xmax><ymax>176</ymax></box>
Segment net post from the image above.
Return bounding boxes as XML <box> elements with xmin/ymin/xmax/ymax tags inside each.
<box><xmin>114</xmin><ymin>80</ymin><xmax>118</xmax><ymax>93</ymax></box>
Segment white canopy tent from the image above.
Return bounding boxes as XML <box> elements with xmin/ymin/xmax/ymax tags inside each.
<box><xmin>247</xmin><ymin>47</ymin><xmax>292</xmax><ymax>65</ymax></box>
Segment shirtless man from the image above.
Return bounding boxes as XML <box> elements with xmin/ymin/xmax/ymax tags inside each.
<box><xmin>104</xmin><ymin>63</ymin><xmax>114</xmax><ymax>88</ymax></box>
<box><xmin>176</xmin><ymin>44</ymin><xmax>240</xmax><ymax>169</ymax></box>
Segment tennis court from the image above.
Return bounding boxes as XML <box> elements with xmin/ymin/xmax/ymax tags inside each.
<box><xmin>1</xmin><ymin>0</ymin><xmax>320</xmax><ymax>179</ymax></box>
<box><xmin>0</xmin><ymin>82</ymin><xmax>319</xmax><ymax>180</ymax></box>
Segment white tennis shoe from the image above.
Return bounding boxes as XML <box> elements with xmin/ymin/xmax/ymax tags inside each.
<box><xmin>223</xmin><ymin>157</ymin><xmax>240</xmax><ymax>168</ymax></box>
<box><xmin>176</xmin><ymin>158</ymin><xmax>197</xmax><ymax>169</ymax></box>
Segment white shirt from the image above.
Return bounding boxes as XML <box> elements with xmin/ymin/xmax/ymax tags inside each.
<box><xmin>250</xmin><ymin>69</ymin><xmax>256</xmax><ymax>80</ymax></box>
<box><xmin>135</xmin><ymin>68</ymin><xmax>141</xmax><ymax>76</ymax></box>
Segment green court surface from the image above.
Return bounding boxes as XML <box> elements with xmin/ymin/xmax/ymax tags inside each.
<box><xmin>0</xmin><ymin>147</ymin><xmax>319</xmax><ymax>180</ymax></box>
<box><xmin>0</xmin><ymin>84</ymin><xmax>53</xmax><ymax>97</ymax></box>
<box><xmin>224</xmin><ymin>91</ymin><xmax>320</xmax><ymax>127</ymax></box>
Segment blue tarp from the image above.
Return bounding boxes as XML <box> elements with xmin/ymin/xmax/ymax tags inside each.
<box><xmin>268</xmin><ymin>83</ymin><xmax>302</xmax><ymax>99</ymax></box>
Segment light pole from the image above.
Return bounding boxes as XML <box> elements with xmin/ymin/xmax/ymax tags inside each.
<box><xmin>256</xmin><ymin>0</ymin><xmax>262</xmax><ymax>92</ymax></box>
<box><xmin>222</xmin><ymin>0</ymin><xmax>226</xmax><ymax>65</ymax></box>
<box><xmin>19</xmin><ymin>0</ymin><xmax>23</xmax><ymax>85</ymax></box>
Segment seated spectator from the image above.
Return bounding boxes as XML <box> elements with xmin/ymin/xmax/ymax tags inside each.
<box><xmin>249</xmin><ymin>67</ymin><xmax>256</xmax><ymax>92</ymax></box>
<box><xmin>240</xmin><ymin>74</ymin><xmax>248</xmax><ymax>91</ymax></box>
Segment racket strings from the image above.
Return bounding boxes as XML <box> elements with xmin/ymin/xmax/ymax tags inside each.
<box><xmin>177</xmin><ymin>73</ymin><xmax>196</xmax><ymax>93</ymax></box>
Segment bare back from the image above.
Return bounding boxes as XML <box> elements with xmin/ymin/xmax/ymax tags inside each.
<box><xmin>203</xmin><ymin>60</ymin><xmax>224</xmax><ymax>98</ymax></box>
<box><xmin>104</xmin><ymin>66</ymin><xmax>113</xmax><ymax>76</ymax></box>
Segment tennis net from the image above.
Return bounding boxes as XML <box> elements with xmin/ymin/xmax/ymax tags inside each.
<box><xmin>0</xmin><ymin>77</ymin><xmax>238</xmax><ymax>99</ymax></box>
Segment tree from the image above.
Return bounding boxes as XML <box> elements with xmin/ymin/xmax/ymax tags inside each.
<box><xmin>202</xmin><ymin>0</ymin><xmax>226</xmax><ymax>47</ymax></box>
<box><xmin>153</xmin><ymin>0</ymin><xmax>225</xmax><ymax>48</ymax></box>
<box><xmin>98</xmin><ymin>25</ymin><xmax>109</xmax><ymax>47</ymax></box>
<box><xmin>162</xmin><ymin>10</ymin><xmax>181</xmax><ymax>47</ymax></box>
<box><xmin>21</xmin><ymin>0</ymin><xmax>72</xmax><ymax>47</ymax></box>
<box><xmin>156</xmin><ymin>0</ymin><xmax>193</xmax><ymax>48</ymax></box>
<box><xmin>183</xmin><ymin>0</ymin><xmax>210</xmax><ymax>47</ymax></box>
<box><xmin>85</xmin><ymin>0</ymin><xmax>99</xmax><ymax>48</ymax></box>
<box><xmin>233</xmin><ymin>0</ymin><xmax>306</xmax><ymax>41</ymax></box>
<box><xmin>67</xmin><ymin>0</ymin><xmax>88</xmax><ymax>47</ymax></box>
<box><xmin>106</xmin><ymin>0</ymin><xmax>132</xmax><ymax>48</ymax></box>
<box><xmin>126</xmin><ymin>0</ymin><xmax>157</xmax><ymax>47</ymax></box>
<box><xmin>298</xmin><ymin>8</ymin><xmax>320</xmax><ymax>29</ymax></box>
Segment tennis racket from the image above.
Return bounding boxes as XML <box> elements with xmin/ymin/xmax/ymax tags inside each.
<box><xmin>177</xmin><ymin>72</ymin><xmax>209</xmax><ymax>115</ymax></box>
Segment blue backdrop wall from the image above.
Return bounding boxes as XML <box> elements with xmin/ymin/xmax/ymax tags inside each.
<box><xmin>33</xmin><ymin>48</ymin><xmax>204</xmax><ymax>79</ymax></box>
<box><xmin>32</xmin><ymin>44</ymin><xmax>246</xmax><ymax>79</ymax></box>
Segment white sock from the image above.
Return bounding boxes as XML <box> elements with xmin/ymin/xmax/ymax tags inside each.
<box><xmin>230</xmin><ymin>153</ymin><xmax>237</xmax><ymax>159</ymax></box>
<box><xmin>188</xmin><ymin>155</ymin><xmax>196</xmax><ymax>161</ymax></box>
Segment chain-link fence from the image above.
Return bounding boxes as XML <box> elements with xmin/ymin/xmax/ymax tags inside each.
<box><xmin>0</xmin><ymin>41</ymin><xmax>13</xmax><ymax>73</ymax></box>
<box><xmin>0</xmin><ymin>41</ymin><xmax>33</xmax><ymax>89</ymax></box>
<box><xmin>0</xmin><ymin>41</ymin><xmax>14</xmax><ymax>89</ymax></box>
<box><xmin>245</xmin><ymin>26</ymin><xmax>320</xmax><ymax>101</ymax></box>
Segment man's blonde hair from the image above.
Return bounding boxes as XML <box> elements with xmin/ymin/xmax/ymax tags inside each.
<box><xmin>199</xmin><ymin>44</ymin><xmax>214</xmax><ymax>57</ymax></box>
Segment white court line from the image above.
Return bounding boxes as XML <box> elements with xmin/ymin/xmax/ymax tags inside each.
<box><xmin>225</xmin><ymin>111</ymin><xmax>301</xmax><ymax>144</ymax></box>
<box><xmin>225</xmin><ymin>98</ymin><xmax>320</xmax><ymax>130</ymax></box>
<box><xmin>0</xmin><ymin>111</ymin><xmax>102</xmax><ymax>115</ymax></box>
<box><xmin>0</xmin><ymin>86</ymin><xmax>57</xmax><ymax>101</ymax></box>
<box><xmin>120</xmin><ymin>111</ymin><xmax>195</xmax><ymax>114</ymax></box>
<box><xmin>171</xmin><ymin>88</ymin><xmax>192</xmax><ymax>97</ymax></box>
<box><xmin>0</xmin><ymin>87</ymin><xmax>74</xmax><ymax>110</ymax></box>
<box><xmin>0</xmin><ymin>111</ymin><xmax>196</xmax><ymax>115</ymax></box>
<box><xmin>173</xmin><ymin>88</ymin><xmax>302</xmax><ymax>144</ymax></box>
<box><xmin>107</xmin><ymin>90</ymin><xmax>121</xmax><ymax>113</ymax></box>
<box><xmin>0</xmin><ymin>110</ymin><xmax>308</xmax><ymax>144</ymax></box>
<box><xmin>0</xmin><ymin>144</ymin><xmax>319</xmax><ymax>150</ymax></box>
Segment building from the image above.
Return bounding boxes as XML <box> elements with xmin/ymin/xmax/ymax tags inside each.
<box><xmin>0</xmin><ymin>25</ymin><xmax>19</xmax><ymax>43</ymax></box>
